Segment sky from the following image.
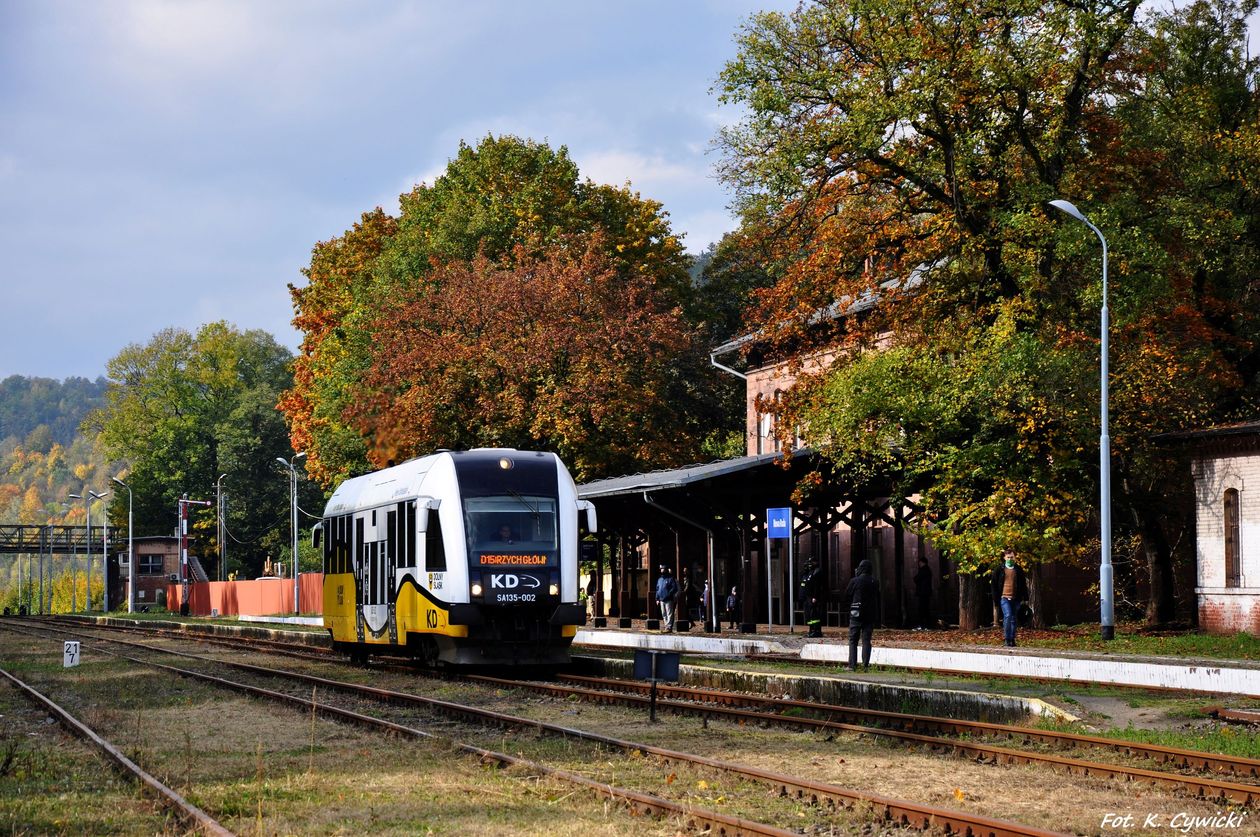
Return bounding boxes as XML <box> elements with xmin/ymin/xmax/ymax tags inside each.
<box><xmin>1</xmin><ymin>1</ymin><xmax>1257</xmax><ymax>381</ymax></box>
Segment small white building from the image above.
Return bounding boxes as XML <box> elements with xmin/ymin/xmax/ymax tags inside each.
<box><xmin>1176</xmin><ymin>421</ymin><xmax>1260</xmax><ymax>634</ymax></box>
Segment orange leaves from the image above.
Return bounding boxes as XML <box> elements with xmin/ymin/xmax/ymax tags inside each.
<box><xmin>352</xmin><ymin>235</ymin><xmax>702</xmax><ymax>482</ymax></box>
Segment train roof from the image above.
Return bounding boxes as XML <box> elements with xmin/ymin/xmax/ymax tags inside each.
<box><xmin>321</xmin><ymin>449</ymin><xmax>560</xmax><ymax>517</ymax></box>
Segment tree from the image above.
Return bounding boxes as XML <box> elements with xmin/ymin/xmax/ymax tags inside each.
<box><xmin>284</xmin><ymin>134</ymin><xmax>730</xmax><ymax>488</ymax></box>
<box><xmin>90</xmin><ymin>322</ymin><xmax>312</xmax><ymax>578</ymax></box>
<box><xmin>718</xmin><ymin>0</ymin><xmax>1259</xmax><ymax>625</ymax></box>
<box><xmin>353</xmin><ymin>237</ymin><xmax>707</xmax><ymax>481</ymax></box>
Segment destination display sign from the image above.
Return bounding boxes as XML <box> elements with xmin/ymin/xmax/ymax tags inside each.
<box><xmin>479</xmin><ymin>553</ymin><xmax>548</xmax><ymax>566</ymax></box>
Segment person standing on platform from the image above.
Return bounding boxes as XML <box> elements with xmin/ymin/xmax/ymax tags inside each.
<box><xmin>701</xmin><ymin>579</ymin><xmax>712</xmax><ymax>631</ymax></box>
<box><xmin>725</xmin><ymin>586</ymin><xmax>740</xmax><ymax>630</ymax></box>
<box><xmin>800</xmin><ymin>559</ymin><xmax>825</xmax><ymax>637</ymax></box>
<box><xmin>913</xmin><ymin>556</ymin><xmax>933</xmax><ymax>630</ymax></box>
<box><xmin>678</xmin><ymin>568</ymin><xmax>692</xmax><ymax>626</ymax></box>
<box><xmin>991</xmin><ymin>549</ymin><xmax>1028</xmax><ymax>647</ymax></box>
<box><xmin>654</xmin><ymin>567</ymin><xmax>678</xmax><ymax>632</ymax></box>
<box><xmin>845</xmin><ymin>559</ymin><xmax>880</xmax><ymax>671</ymax></box>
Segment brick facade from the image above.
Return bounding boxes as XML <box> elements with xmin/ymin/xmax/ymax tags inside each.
<box><xmin>1191</xmin><ymin>442</ymin><xmax>1260</xmax><ymax>634</ymax></box>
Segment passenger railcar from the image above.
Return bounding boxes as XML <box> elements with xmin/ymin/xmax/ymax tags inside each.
<box><xmin>316</xmin><ymin>449</ymin><xmax>595</xmax><ymax>665</ymax></box>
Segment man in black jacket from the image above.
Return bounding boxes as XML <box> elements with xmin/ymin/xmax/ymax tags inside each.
<box><xmin>800</xmin><ymin>560</ymin><xmax>825</xmax><ymax>637</ymax></box>
<box><xmin>845</xmin><ymin>559</ymin><xmax>880</xmax><ymax>671</ymax></box>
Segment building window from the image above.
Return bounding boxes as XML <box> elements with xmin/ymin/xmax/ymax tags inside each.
<box><xmin>1224</xmin><ymin>488</ymin><xmax>1241</xmax><ymax>587</ymax></box>
<box><xmin>138</xmin><ymin>555</ymin><xmax>165</xmax><ymax>576</ymax></box>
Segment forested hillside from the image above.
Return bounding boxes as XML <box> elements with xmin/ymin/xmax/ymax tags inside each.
<box><xmin>0</xmin><ymin>376</ymin><xmax>115</xmax><ymax>611</ymax></box>
<box><xmin>0</xmin><ymin>375</ymin><xmax>107</xmax><ymax>448</ymax></box>
<box><xmin>0</xmin><ymin>375</ymin><xmax>112</xmax><ymax>524</ymax></box>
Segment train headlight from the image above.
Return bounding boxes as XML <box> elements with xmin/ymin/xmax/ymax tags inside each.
<box><xmin>471</xmin><ymin>582</ymin><xmax>483</xmax><ymax>597</ymax></box>
<box><xmin>549</xmin><ymin>583</ymin><xmax>559</xmax><ymax>596</ymax></box>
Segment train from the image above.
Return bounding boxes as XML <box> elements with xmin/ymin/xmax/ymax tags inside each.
<box><xmin>315</xmin><ymin>449</ymin><xmax>596</xmax><ymax>665</ymax></box>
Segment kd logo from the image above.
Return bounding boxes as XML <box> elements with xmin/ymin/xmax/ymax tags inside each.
<box><xmin>490</xmin><ymin>574</ymin><xmax>519</xmax><ymax>589</ymax></box>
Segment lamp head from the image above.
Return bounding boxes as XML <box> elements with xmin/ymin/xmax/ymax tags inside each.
<box><xmin>68</xmin><ymin>493</ymin><xmax>82</xmax><ymax>500</ymax></box>
<box><xmin>294</xmin><ymin>451</ymin><xmax>307</xmax><ymax>461</ymax></box>
<box><xmin>111</xmin><ymin>477</ymin><xmax>127</xmax><ymax>488</ymax></box>
<box><xmin>1049</xmin><ymin>199</ymin><xmax>1087</xmax><ymax>223</ymax></box>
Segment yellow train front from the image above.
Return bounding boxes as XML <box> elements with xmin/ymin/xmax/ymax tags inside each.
<box><xmin>318</xmin><ymin>449</ymin><xmax>595</xmax><ymax>666</ymax></box>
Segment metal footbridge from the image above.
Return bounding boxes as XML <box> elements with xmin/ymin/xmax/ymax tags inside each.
<box><xmin>0</xmin><ymin>524</ymin><xmax>120</xmax><ymax>555</ymax></box>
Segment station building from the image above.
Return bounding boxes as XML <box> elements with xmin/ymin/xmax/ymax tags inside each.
<box><xmin>576</xmin><ymin>271</ymin><xmax>1104</xmax><ymax>632</ymax></box>
<box><xmin>1161</xmin><ymin>421</ymin><xmax>1260</xmax><ymax>633</ymax></box>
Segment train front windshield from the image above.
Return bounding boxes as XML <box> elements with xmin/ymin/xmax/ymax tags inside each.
<box><xmin>465</xmin><ymin>496</ymin><xmax>558</xmax><ymax>562</ymax></box>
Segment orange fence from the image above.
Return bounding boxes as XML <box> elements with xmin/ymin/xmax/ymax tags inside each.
<box><xmin>165</xmin><ymin>574</ymin><xmax>325</xmax><ymax>617</ymax></box>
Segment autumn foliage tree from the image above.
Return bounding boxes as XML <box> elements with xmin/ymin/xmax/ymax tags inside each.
<box><xmin>354</xmin><ymin>237</ymin><xmax>703</xmax><ymax>480</ymax></box>
<box><xmin>283</xmin><ymin>135</ymin><xmax>736</xmax><ymax>487</ymax></box>
<box><xmin>718</xmin><ymin>0</ymin><xmax>1259</xmax><ymax>624</ymax></box>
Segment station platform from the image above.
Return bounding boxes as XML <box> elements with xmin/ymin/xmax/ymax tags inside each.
<box><xmin>573</xmin><ymin>623</ymin><xmax>1260</xmax><ymax>699</ymax></box>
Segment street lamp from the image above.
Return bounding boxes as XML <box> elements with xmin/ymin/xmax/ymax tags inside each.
<box><xmin>112</xmin><ymin>477</ymin><xmax>134</xmax><ymax>613</ymax></box>
<box><xmin>88</xmin><ymin>490</ymin><xmax>109</xmax><ymax>611</ymax></box>
<box><xmin>276</xmin><ymin>453</ymin><xmax>306</xmax><ymax>615</ymax></box>
<box><xmin>92</xmin><ymin>490</ymin><xmax>110</xmax><ymax>610</ymax></box>
<box><xmin>216</xmin><ymin>473</ymin><xmax>228</xmax><ymax>582</ymax></box>
<box><xmin>68</xmin><ymin>492</ymin><xmax>86</xmax><ymax>612</ymax></box>
<box><xmin>1049</xmin><ymin>198</ymin><xmax>1114</xmax><ymax>641</ymax></box>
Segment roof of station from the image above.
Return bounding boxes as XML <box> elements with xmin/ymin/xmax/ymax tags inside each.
<box><xmin>577</xmin><ymin>450</ymin><xmax>811</xmax><ymax>500</ymax></box>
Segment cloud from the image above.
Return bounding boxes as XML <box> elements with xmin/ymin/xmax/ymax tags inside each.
<box><xmin>577</xmin><ymin>149</ymin><xmax>709</xmax><ymax>193</ymax></box>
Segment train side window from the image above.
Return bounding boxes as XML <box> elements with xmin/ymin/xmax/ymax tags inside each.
<box><xmin>322</xmin><ymin>519</ymin><xmax>330</xmax><ymax>572</ymax></box>
<box><xmin>387</xmin><ymin>509</ymin><xmax>398</xmax><ymax>568</ymax></box>
<box><xmin>339</xmin><ymin>516</ymin><xmax>348</xmax><ymax>574</ymax></box>
<box><xmin>355</xmin><ymin>517</ymin><xmax>365</xmax><ymax>571</ymax></box>
<box><xmin>403</xmin><ymin>501</ymin><xmax>417</xmax><ymax>568</ymax></box>
<box><xmin>426</xmin><ymin>509</ymin><xmax>447</xmax><ymax>572</ymax></box>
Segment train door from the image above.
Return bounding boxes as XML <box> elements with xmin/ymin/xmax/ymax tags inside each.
<box><xmin>355</xmin><ymin>509</ymin><xmax>390</xmax><ymax>638</ymax></box>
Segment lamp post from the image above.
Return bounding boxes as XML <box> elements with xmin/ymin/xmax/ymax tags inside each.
<box><xmin>88</xmin><ymin>490</ymin><xmax>109</xmax><ymax>611</ymax></box>
<box><xmin>68</xmin><ymin>492</ymin><xmax>86</xmax><ymax>612</ymax></box>
<box><xmin>276</xmin><ymin>453</ymin><xmax>306</xmax><ymax>615</ymax></box>
<box><xmin>112</xmin><ymin>477</ymin><xmax>134</xmax><ymax>613</ymax></box>
<box><xmin>1049</xmin><ymin>198</ymin><xmax>1115</xmax><ymax>641</ymax></box>
<box><xmin>216</xmin><ymin>473</ymin><xmax>228</xmax><ymax>582</ymax></box>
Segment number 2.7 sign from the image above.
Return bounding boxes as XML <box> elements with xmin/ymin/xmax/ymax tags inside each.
<box><xmin>63</xmin><ymin>641</ymin><xmax>80</xmax><ymax>668</ymax></box>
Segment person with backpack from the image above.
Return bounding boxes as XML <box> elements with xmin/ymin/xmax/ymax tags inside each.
<box><xmin>654</xmin><ymin>566</ymin><xmax>679</xmax><ymax>632</ymax></box>
<box><xmin>845</xmin><ymin>559</ymin><xmax>880</xmax><ymax>671</ymax></box>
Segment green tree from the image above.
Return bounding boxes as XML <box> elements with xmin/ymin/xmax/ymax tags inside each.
<box><xmin>718</xmin><ymin>0</ymin><xmax>1259</xmax><ymax>625</ymax></box>
<box><xmin>284</xmin><ymin>134</ymin><xmax>729</xmax><ymax>488</ymax></box>
<box><xmin>90</xmin><ymin>322</ymin><xmax>312</xmax><ymax>578</ymax></box>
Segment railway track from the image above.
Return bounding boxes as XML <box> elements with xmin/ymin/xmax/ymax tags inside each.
<box><xmin>5</xmin><ymin>619</ymin><xmax>1069</xmax><ymax>836</ymax></box>
<box><xmin>0</xmin><ymin>665</ymin><xmax>233</xmax><ymax>836</ymax></box>
<box><xmin>20</xmin><ymin>618</ymin><xmax>1260</xmax><ymax>801</ymax></box>
<box><xmin>545</xmin><ymin>674</ymin><xmax>1260</xmax><ymax>780</ymax></box>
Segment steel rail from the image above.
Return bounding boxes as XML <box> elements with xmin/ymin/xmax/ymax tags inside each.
<box><xmin>0</xmin><ymin>666</ymin><xmax>233</xmax><ymax>836</ymax></box>
<box><xmin>21</xmin><ymin>618</ymin><xmax>1260</xmax><ymax>793</ymax></box>
<box><xmin>18</xmin><ymin>618</ymin><xmax>1260</xmax><ymax>804</ymax></box>
<box><xmin>8</xmin><ymin>622</ymin><xmax>1065</xmax><ymax>837</ymax></box>
<box><xmin>555</xmin><ymin>673</ymin><xmax>1260</xmax><ymax>779</ymax></box>
<box><xmin>453</xmin><ymin>673</ymin><xmax>1260</xmax><ymax>805</ymax></box>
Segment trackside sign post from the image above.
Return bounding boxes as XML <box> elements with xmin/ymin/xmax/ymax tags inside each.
<box><xmin>63</xmin><ymin>641</ymin><xmax>80</xmax><ymax>668</ymax></box>
<box><xmin>766</xmin><ymin>507</ymin><xmax>794</xmax><ymax>632</ymax></box>
<box><xmin>633</xmin><ymin>649</ymin><xmax>680</xmax><ymax>722</ymax></box>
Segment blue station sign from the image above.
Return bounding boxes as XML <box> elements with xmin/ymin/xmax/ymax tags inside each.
<box><xmin>766</xmin><ymin>507</ymin><xmax>792</xmax><ymax>539</ymax></box>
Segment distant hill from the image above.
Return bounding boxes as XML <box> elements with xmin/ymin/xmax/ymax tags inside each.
<box><xmin>0</xmin><ymin>375</ymin><xmax>108</xmax><ymax>449</ymax></box>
